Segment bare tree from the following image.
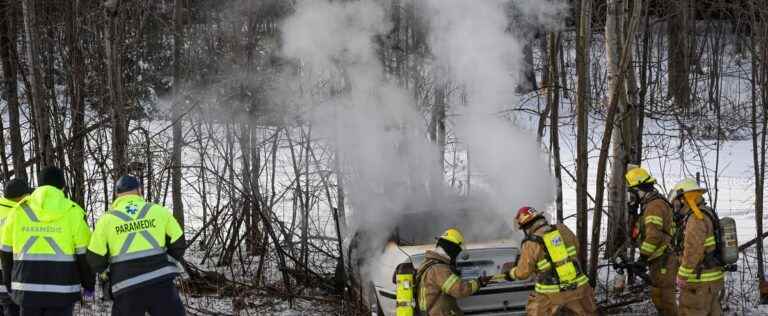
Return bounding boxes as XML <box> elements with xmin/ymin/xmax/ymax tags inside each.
<box><xmin>66</xmin><ymin>0</ymin><xmax>86</xmax><ymax>205</ymax></box>
<box><xmin>667</xmin><ymin>0</ymin><xmax>693</xmax><ymax>110</ymax></box>
<box><xmin>22</xmin><ymin>0</ymin><xmax>54</xmax><ymax>167</ymax></box>
<box><xmin>590</xmin><ymin>0</ymin><xmax>641</xmax><ymax>283</ymax></box>
<box><xmin>749</xmin><ymin>0</ymin><xmax>767</xmax><ymax>287</ymax></box>
<box><xmin>548</xmin><ymin>32</ymin><xmax>564</xmax><ymax>223</ymax></box>
<box><xmin>172</xmin><ymin>0</ymin><xmax>185</xmax><ymax>229</ymax></box>
<box><xmin>104</xmin><ymin>0</ymin><xmax>128</xmax><ymax>177</ymax></box>
<box><xmin>575</xmin><ymin>0</ymin><xmax>593</xmax><ymax>268</ymax></box>
<box><xmin>0</xmin><ymin>0</ymin><xmax>24</xmax><ymax>179</ymax></box>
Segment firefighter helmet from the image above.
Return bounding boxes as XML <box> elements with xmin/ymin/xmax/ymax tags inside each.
<box><xmin>668</xmin><ymin>178</ymin><xmax>706</xmax><ymax>201</ymax></box>
<box><xmin>515</xmin><ymin>206</ymin><xmax>544</xmax><ymax>228</ymax></box>
<box><xmin>625</xmin><ymin>166</ymin><xmax>656</xmax><ymax>188</ymax></box>
<box><xmin>438</xmin><ymin>228</ymin><xmax>464</xmax><ymax>248</ymax></box>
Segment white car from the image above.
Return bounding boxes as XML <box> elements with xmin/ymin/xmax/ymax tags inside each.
<box><xmin>356</xmin><ymin>209</ymin><xmax>533</xmax><ymax>315</ymax></box>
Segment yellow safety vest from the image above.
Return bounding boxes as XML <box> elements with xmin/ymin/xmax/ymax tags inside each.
<box><xmin>533</xmin><ymin>228</ymin><xmax>589</xmax><ymax>294</ymax></box>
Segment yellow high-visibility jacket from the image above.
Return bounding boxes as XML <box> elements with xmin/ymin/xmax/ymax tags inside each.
<box><xmin>0</xmin><ymin>197</ymin><xmax>18</xmax><ymax>295</ymax></box>
<box><xmin>0</xmin><ymin>186</ymin><xmax>94</xmax><ymax>307</ymax></box>
<box><xmin>86</xmin><ymin>195</ymin><xmax>185</xmax><ymax>297</ymax></box>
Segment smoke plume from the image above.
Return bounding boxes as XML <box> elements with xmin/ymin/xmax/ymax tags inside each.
<box><xmin>280</xmin><ymin>0</ymin><xmax>566</xmax><ymax>279</ymax></box>
<box><xmin>420</xmin><ymin>0</ymin><xmax>566</xmax><ymax>215</ymax></box>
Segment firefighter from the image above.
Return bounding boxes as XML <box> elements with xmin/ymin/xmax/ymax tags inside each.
<box><xmin>668</xmin><ymin>179</ymin><xmax>724</xmax><ymax>316</ymax></box>
<box><xmin>0</xmin><ymin>178</ymin><xmax>31</xmax><ymax>316</ymax></box>
<box><xmin>0</xmin><ymin>167</ymin><xmax>95</xmax><ymax>316</ymax></box>
<box><xmin>86</xmin><ymin>175</ymin><xmax>185</xmax><ymax>316</ymax></box>
<box><xmin>498</xmin><ymin>206</ymin><xmax>597</xmax><ymax>316</ymax></box>
<box><xmin>415</xmin><ymin>228</ymin><xmax>488</xmax><ymax>316</ymax></box>
<box><xmin>625</xmin><ymin>166</ymin><xmax>679</xmax><ymax>316</ymax></box>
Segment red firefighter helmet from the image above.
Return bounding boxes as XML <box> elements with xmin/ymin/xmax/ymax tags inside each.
<box><xmin>515</xmin><ymin>206</ymin><xmax>543</xmax><ymax>228</ymax></box>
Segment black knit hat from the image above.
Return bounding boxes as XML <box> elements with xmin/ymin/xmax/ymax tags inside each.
<box><xmin>39</xmin><ymin>166</ymin><xmax>66</xmax><ymax>189</ymax></box>
<box><xmin>4</xmin><ymin>178</ymin><xmax>31</xmax><ymax>199</ymax></box>
<box><xmin>115</xmin><ymin>175</ymin><xmax>142</xmax><ymax>194</ymax></box>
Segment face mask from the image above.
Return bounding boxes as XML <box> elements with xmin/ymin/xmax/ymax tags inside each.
<box><xmin>671</xmin><ymin>198</ymin><xmax>682</xmax><ymax>213</ymax></box>
<box><xmin>627</xmin><ymin>189</ymin><xmax>640</xmax><ymax>215</ymax></box>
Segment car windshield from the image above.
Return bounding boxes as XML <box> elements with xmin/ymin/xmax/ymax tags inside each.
<box><xmin>393</xmin><ymin>208</ymin><xmax>512</xmax><ymax>246</ymax></box>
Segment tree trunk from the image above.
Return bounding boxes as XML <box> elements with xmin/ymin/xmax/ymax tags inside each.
<box><xmin>105</xmin><ymin>0</ymin><xmax>128</xmax><ymax>178</ymax></box>
<box><xmin>548</xmin><ymin>32</ymin><xmax>564</xmax><ymax>223</ymax></box>
<box><xmin>590</xmin><ymin>0</ymin><xmax>641</xmax><ymax>284</ymax></box>
<box><xmin>429</xmin><ymin>82</ymin><xmax>447</xmax><ymax>169</ymax></box>
<box><xmin>636</xmin><ymin>0</ymin><xmax>651</xmax><ymax>164</ymax></box>
<box><xmin>750</xmin><ymin>12</ymin><xmax>767</xmax><ymax>285</ymax></box>
<box><xmin>667</xmin><ymin>0</ymin><xmax>692</xmax><ymax>110</ymax></box>
<box><xmin>606</xmin><ymin>0</ymin><xmax>641</xmax><ymax>259</ymax></box>
<box><xmin>171</xmin><ymin>0</ymin><xmax>185</xmax><ymax>229</ymax></box>
<box><xmin>575</xmin><ymin>0</ymin><xmax>593</xmax><ymax>269</ymax></box>
<box><xmin>0</xmin><ymin>0</ymin><xmax>24</xmax><ymax>180</ymax></box>
<box><xmin>22</xmin><ymin>0</ymin><xmax>54</xmax><ymax>168</ymax></box>
<box><xmin>66</xmin><ymin>0</ymin><xmax>86</xmax><ymax>205</ymax></box>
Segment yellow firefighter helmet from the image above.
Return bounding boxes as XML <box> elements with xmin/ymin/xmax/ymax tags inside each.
<box><xmin>669</xmin><ymin>178</ymin><xmax>707</xmax><ymax>219</ymax></box>
<box><xmin>439</xmin><ymin>228</ymin><xmax>465</xmax><ymax>248</ymax></box>
<box><xmin>669</xmin><ymin>178</ymin><xmax>707</xmax><ymax>200</ymax></box>
<box><xmin>625</xmin><ymin>165</ymin><xmax>656</xmax><ymax>188</ymax></box>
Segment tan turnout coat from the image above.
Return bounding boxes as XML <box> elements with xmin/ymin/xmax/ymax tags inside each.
<box><xmin>416</xmin><ymin>250</ymin><xmax>479</xmax><ymax>316</ymax></box>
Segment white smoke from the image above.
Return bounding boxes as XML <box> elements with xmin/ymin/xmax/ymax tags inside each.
<box><xmin>282</xmin><ymin>0</ymin><xmax>446</xmax><ymax>243</ymax></box>
<box><xmin>279</xmin><ymin>0</ymin><xmax>566</xmax><ymax>281</ymax></box>
<box><xmin>421</xmin><ymin>0</ymin><xmax>565</xmax><ymax>214</ymax></box>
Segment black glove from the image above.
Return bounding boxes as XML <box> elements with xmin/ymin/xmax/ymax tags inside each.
<box><xmin>631</xmin><ymin>261</ymin><xmax>648</xmax><ymax>275</ymax></box>
<box><xmin>638</xmin><ymin>255</ymin><xmax>649</xmax><ymax>266</ymax></box>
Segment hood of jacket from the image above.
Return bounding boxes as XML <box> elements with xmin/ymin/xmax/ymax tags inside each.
<box><xmin>22</xmin><ymin>186</ymin><xmax>74</xmax><ymax>222</ymax></box>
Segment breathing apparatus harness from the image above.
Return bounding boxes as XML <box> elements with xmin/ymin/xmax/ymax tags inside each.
<box><xmin>522</xmin><ymin>223</ymin><xmax>583</xmax><ymax>291</ymax></box>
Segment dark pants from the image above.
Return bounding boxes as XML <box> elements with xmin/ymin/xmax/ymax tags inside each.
<box><xmin>0</xmin><ymin>294</ymin><xmax>18</xmax><ymax>316</ymax></box>
<box><xmin>111</xmin><ymin>280</ymin><xmax>184</xmax><ymax>316</ymax></box>
<box><xmin>19</xmin><ymin>305</ymin><xmax>72</xmax><ymax>316</ymax></box>
<box><xmin>2</xmin><ymin>303</ymin><xmax>18</xmax><ymax>316</ymax></box>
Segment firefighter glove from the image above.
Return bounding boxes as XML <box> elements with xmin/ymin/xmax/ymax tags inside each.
<box><xmin>478</xmin><ymin>276</ymin><xmax>492</xmax><ymax>287</ymax></box>
<box><xmin>490</xmin><ymin>273</ymin><xmax>509</xmax><ymax>283</ymax></box>
<box><xmin>631</xmin><ymin>262</ymin><xmax>648</xmax><ymax>275</ymax></box>
<box><xmin>676</xmin><ymin>276</ymin><xmax>687</xmax><ymax>288</ymax></box>
<box><xmin>638</xmin><ymin>254</ymin><xmax>649</xmax><ymax>264</ymax></box>
<box><xmin>501</xmin><ymin>262</ymin><xmax>515</xmax><ymax>274</ymax></box>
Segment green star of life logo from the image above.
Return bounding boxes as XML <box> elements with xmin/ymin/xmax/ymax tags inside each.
<box><xmin>126</xmin><ymin>203</ymin><xmax>139</xmax><ymax>215</ymax></box>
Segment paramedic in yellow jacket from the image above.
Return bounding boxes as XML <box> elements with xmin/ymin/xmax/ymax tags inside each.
<box><xmin>87</xmin><ymin>175</ymin><xmax>186</xmax><ymax>316</ymax></box>
<box><xmin>625</xmin><ymin>166</ymin><xmax>679</xmax><ymax>315</ymax></box>
<box><xmin>0</xmin><ymin>178</ymin><xmax>31</xmax><ymax>316</ymax></box>
<box><xmin>416</xmin><ymin>228</ymin><xmax>489</xmax><ymax>316</ymax></box>
<box><xmin>498</xmin><ymin>207</ymin><xmax>597</xmax><ymax>316</ymax></box>
<box><xmin>0</xmin><ymin>167</ymin><xmax>95</xmax><ymax>316</ymax></box>
<box><xmin>668</xmin><ymin>179</ymin><xmax>724</xmax><ymax>316</ymax></box>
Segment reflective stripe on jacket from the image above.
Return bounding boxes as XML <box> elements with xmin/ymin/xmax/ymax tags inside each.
<box><xmin>417</xmin><ymin>250</ymin><xmax>478</xmax><ymax>316</ymax></box>
<box><xmin>87</xmin><ymin>195</ymin><xmax>184</xmax><ymax>296</ymax></box>
<box><xmin>678</xmin><ymin>206</ymin><xmax>724</xmax><ymax>284</ymax></box>
<box><xmin>0</xmin><ymin>186</ymin><xmax>94</xmax><ymax>307</ymax></box>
